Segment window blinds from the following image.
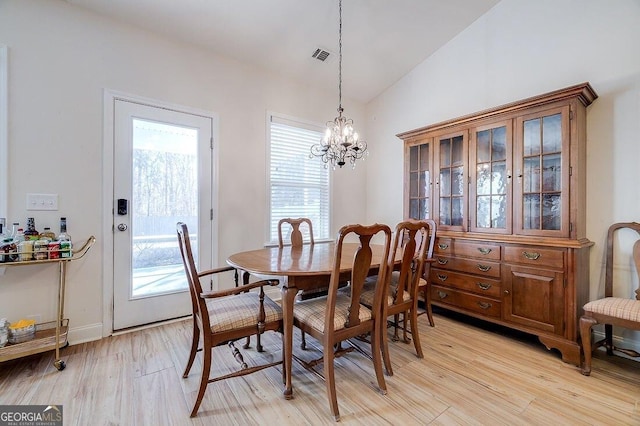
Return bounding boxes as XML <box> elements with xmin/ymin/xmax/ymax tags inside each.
<box><xmin>269</xmin><ymin>115</ymin><xmax>330</xmax><ymax>243</ymax></box>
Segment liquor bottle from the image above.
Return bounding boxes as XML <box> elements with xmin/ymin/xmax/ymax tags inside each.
<box><xmin>13</xmin><ymin>228</ymin><xmax>25</xmax><ymax>244</ymax></box>
<box><xmin>57</xmin><ymin>218</ymin><xmax>71</xmax><ymax>241</ymax></box>
<box><xmin>13</xmin><ymin>228</ymin><xmax>27</xmax><ymax>261</ymax></box>
<box><xmin>23</xmin><ymin>217</ymin><xmax>40</xmax><ymax>241</ymax></box>
<box><xmin>39</xmin><ymin>227</ymin><xmax>56</xmax><ymax>241</ymax></box>
<box><xmin>57</xmin><ymin>217</ymin><xmax>72</xmax><ymax>258</ymax></box>
<box><xmin>10</xmin><ymin>222</ymin><xmax>19</xmax><ymax>239</ymax></box>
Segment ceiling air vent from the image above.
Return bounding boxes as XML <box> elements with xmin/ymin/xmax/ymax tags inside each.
<box><xmin>312</xmin><ymin>48</ymin><xmax>331</xmax><ymax>62</ymax></box>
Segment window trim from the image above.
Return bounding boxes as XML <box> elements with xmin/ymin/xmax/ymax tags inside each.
<box><xmin>0</xmin><ymin>46</ymin><xmax>8</xmax><ymax>218</ymax></box>
<box><xmin>266</xmin><ymin>111</ymin><xmax>332</xmax><ymax>246</ymax></box>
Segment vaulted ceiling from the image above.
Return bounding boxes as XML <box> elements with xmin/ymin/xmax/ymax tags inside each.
<box><xmin>65</xmin><ymin>0</ymin><xmax>500</xmax><ymax>103</ymax></box>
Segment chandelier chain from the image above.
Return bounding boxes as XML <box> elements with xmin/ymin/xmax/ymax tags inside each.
<box><xmin>338</xmin><ymin>0</ymin><xmax>342</xmax><ymax>113</ymax></box>
<box><xmin>309</xmin><ymin>0</ymin><xmax>368</xmax><ymax>169</ymax></box>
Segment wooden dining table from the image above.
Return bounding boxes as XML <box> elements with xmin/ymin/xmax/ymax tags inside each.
<box><xmin>226</xmin><ymin>241</ymin><xmax>391</xmax><ymax>399</ymax></box>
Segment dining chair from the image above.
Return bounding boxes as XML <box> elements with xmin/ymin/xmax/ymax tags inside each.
<box><xmin>176</xmin><ymin>222</ymin><xmax>284</xmax><ymax>417</ymax></box>
<box><xmin>279</xmin><ymin>218</ymin><xmax>316</xmax><ymax>350</ymax></box>
<box><xmin>359</xmin><ymin>219</ymin><xmax>436</xmax><ymax>376</ymax></box>
<box><xmin>292</xmin><ymin>223</ymin><xmax>392</xmax><ymax>421</ymax></box>
<box><xmin>278</xmin><ymin>217</ymin><xmax>314</xmax><ymax>248</ymax></box>
<box><xmin>579</xmin><ymin>221</ymin><xmax>640</xmax><ymax>376</ymax></box>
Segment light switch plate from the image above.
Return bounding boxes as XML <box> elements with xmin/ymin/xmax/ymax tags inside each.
<box><xmin>26</xmin><ymin>193</ymin><xmax>59</xmax><ymax>211</ymax></box>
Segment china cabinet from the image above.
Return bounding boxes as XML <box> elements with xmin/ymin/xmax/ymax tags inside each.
<box><xmin>399</xmin><ymin>83</ymin><xmax>597</xmax><ymax>365</ymax></box>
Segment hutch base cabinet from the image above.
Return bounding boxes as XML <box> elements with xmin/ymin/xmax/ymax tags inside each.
<box><xmin>400</xmin><ymin>83</ymin><xmax>597</xmax><ymax>366</ymax></box>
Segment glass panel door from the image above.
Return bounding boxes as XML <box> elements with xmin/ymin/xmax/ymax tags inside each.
<box><xmin>470</xmin><ymin>121</ymin><xmax>512</xmax><ymax>234</ymax></box>
<box><xmin>435</xmin><ymin>132</ymin><xmax>467</xmax><ymax>231</ymax></box>
<box><xmin>113</xmin><ymin>99</ymin><xmax>214</xmax><ymax>330</ymax></box>
<box><xmin>515</xmin><ymin>106</ymin><xmax>569</xmax><ymax>237</ymax></box>
<box><xmin>408</xmin><ymin>140</ymin><xmax>431</xmax><ymax>220</ymax></box>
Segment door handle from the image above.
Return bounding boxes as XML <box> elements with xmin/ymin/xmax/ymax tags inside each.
<box><xmin>117</xmin><ymin>223</ymin><xmax>128</xmax><ymax>231</ymax></box>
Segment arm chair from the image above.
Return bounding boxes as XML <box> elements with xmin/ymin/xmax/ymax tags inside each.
<box><xmin>579</xmin><ymin>222</ymin><xmax>640</xmax><ymax>376</ymax></box>
<box><xmin>292</xmin><ymin>223</ymin><xmax>392</xmax><ymax>422</ymax></box>
<box><xmin>360</xmin><ymin>219</ymin><xmax>436</xmax><ymax>376</ymax></box>
<box><xmin>176</xmin><ymin>223</ymin><xmax>284</xmax><ymax>417</ymax></box>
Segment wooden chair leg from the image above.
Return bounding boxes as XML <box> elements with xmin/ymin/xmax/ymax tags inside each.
<box><xmin>191</xmin><ymin>345</ymin><xmax>212</xmax><ymax>417</ymax></box>
<box><xmin>605</xmin><ymin>324</ymin><xmax>614</xmax><ymax>355</ymax></box>
<box><xmin>183</xmin><ymin>320</ymin><xmax>200</xmax><ymax>378</ymax></box>
<box><xmin>392</xmin><ymin>313</ymin><xmax>400</xmax><ymax>341</ymax></box>
<box><xmin>371</xmin><ymin>319</ymin><xmax>388</xmax><ymax>394</ymax></box>
<box><xmin>300</xmin><ymin>330</ymin><xmax>307</xmax><ymax>350</ymax></box>
<box><xmin>324</xmin><ymin>343</ymin><xmax>340</xmax><ymax>421</ymax></box>
<box><xmin>409</xmin><ymin>306</ymin><xmax>424</xmax><ymax>359</ymax></box>
<box><xmin>281</xmin><ymin>333</ymin><xmax>287</xmax><ymax>385</ymax></box>
<box><xmin>579</xmin><ymin>315</ymin><xmax>597</xmax><ymax>376</ymax></box>
<box><xmin>402</xmin><ymin>312</ymin><xmax>409</xmax><ymax>343</ymax></box>
<box><xmin>424</xmin><ymin>286</ymin><xmax>435</xmax><ymax>327</ymax></box>
<box><xmin>381</xmin><ymin>314</ymin><xmax>394</xmax><ymax>376</ymax></box>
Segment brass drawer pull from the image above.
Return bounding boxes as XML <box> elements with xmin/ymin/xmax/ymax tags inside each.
<box><xmin>478</xmin><ymin>301</ymin><xmax>492</xmax><ymax>310</ymax></box>
<box><xmin>477</xmin><ymin>282</ymin><xmax>492</xmax><ymax>290</ymax></box>
<box><xmin>522</xmin><ymin>251</ymin><xmax>541</xmax><ymax>260</ymax></box>
<box><xmin>438</xmin><ymin>243</ymin><xmax>449</xmax><ymax>250</ymax></box>
<box><xmin>477</xmin><ymin>247</ymin><xmax>492</xmax><ymax>255</ymax></box>
<box><xmin>477</xmin><ymin>264</ymin><xmax>491</xmax><ymax>272</ymax></box>
<box><xmin>437</xmin><ymin>291</ymin><xmax>448</xmax><ymax>299</ymax></box>
<box><xmin>437</xmin><ymin>274</ymin><xmax>448</xmax><ymax>281</ymax></box>
<box><xmin>437</xmin><ymin>258</ymin><xmax>449</xmax><ymax>265</ymax></box>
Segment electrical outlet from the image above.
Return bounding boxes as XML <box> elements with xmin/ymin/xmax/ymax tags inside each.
<box><xmin>26</xmin><ymin>193</ymin><xmax>58</xmax><ymax>211</ymax></box>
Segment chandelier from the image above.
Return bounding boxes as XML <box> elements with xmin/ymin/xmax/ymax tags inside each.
<box><xmin>310</xmin><ymin>0</ymin><xmax>367</xmax><ymax>169</ymax></box>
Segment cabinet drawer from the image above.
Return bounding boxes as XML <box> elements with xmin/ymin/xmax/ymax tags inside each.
<box><xmin>433</xmin><ymin>256</ymin><xmax>501</xmax><ymax>278</ymax></box>
<box><xmin>435</xmin><ymin>238</ymin><xmax>501</xmax><ymax>260</ymax></box>
<box><xmin>504</xmin><ymin>246</ymin><xmax>564</xmax><ymax>269</ymax></box>
<box><xmin>430</xmin><ymin>268</ymin><xmax>501</xmax><ymax>298</ymax></box>
<box><xmin>431</xmin><ymin>285</ymin><xmax>501</xmax><ymax>318</ymax></box>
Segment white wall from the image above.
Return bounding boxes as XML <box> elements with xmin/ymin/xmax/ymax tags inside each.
<box><xmin>366</xmin><ymin>0</ymin><xmax>640</xmax><ymax>346</ymax></box>
<box><xmin>0</xmin><ymin>0</ymin><xmax>368</xmax><ymax>342</ymax></box>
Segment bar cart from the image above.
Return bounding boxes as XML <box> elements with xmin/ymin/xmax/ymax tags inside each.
<box><xmin>0</xmin><ymin>236</ymin><xmax>95</xmax><ymax>370</ymax></box>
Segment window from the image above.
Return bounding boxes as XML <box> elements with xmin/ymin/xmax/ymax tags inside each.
<box><xmin>268</xmin><ymin>114</ymin><xmax>330</xmax><ymax>244</ymax></box>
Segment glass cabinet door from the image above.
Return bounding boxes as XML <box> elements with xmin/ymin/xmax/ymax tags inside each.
<box><xmin>514</xmin><ymin>106</ymin><xmax>570</xmax><ymax>237</ymax></box>
<box><xmin>434</xmin><ymin>132</ymin><xmax>467</xmax><ymax>231</ymax></box>
<box><xmin>407</xmin><ymin>140</ymin><xmax>432</xmax><ymax>220</ymax></box>
<box><xmin>470</xmin><ymin>121</ymin><xmax>512</xmax><ymax>234</ymax></box>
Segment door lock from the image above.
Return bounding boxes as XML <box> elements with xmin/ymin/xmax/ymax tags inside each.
<box><xmin>117</xmin><ymin>223</ymin><xmax>128</xmax><ymax>231</ymax></box>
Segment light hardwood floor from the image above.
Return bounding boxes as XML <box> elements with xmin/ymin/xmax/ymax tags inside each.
<box><xmin>1</xmin><ymin>310</ymin><xmax>639</xmax><ymax>425</ymax></box>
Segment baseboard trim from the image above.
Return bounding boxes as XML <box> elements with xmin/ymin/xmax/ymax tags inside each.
<box><xmin>68</xmin><ymin>323</ymin><xmax>103</xmax><ymax>346</ymax></box>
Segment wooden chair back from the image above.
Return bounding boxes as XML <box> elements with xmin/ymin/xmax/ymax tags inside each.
<box><xmin>390</xmin><ymin>219</ymin><xmax>437</xmax><ymax>305</ymax></box>
<box><xmin>278</xmin><ymin>217</ymin><xmax>314</xmax><ymax>248</ymax></box>
<box><xmin>328</xmin><ymin>224</ymin><xmax>392</xmax><ymax>334</ymax></box>
<box><xmin>604</xmin><ymin>222</ymin><xmax>640</xmax><ymax>298</ymax></box>
<box><xmin>176</xmin><ymin>223</ymin><xmax>208</xmax><ymax>329</ymax></box>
